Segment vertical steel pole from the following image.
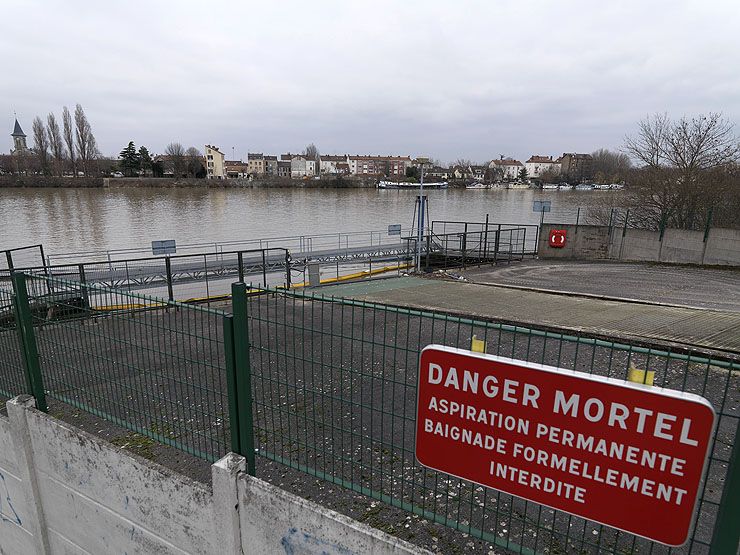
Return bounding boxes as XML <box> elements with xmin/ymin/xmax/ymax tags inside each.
<box><xmin>261</xmin><ymin>250</ymin><xmax>267</xmax><ymax>287</ymax></box>
<box><xmin>703</xmin><ymin>208</ymin><xmax>713</xmax><ymax>243</ymax></box>
<box><xmin>237</xmin><ymin>251</ymin><xmax>244</xmax><ymax>283</ymax></box>
<box><xmin>284</xmin><ymin>251</ymin><xmax>291</xmax><ymax>289</ymax></box>
<box><xmin>223</xmin><ymin>314</ymin><xmax>241</xmax><ymax>454</ymax></box>
<box><xmin>11</xmin><ymin>273</ymin><xmax>47</xmax><ymax>412</ymax></box>
<box><xmin>230</xmin><ymin>282</ymin><xmax>256</xmax><ymax>475</ymax></box>
<box><xmin>165</xmin><ymin>257</ymin><xmax>174</xmax><ymax>302</ymax></box>
<box><xmin>416</xmin><ymin>164</ymin><xmax>424</xmax><ymax>271</ymax></box>
<box><xmin>5</xmin><ymin>250</ymin><xmax>13</xmax><ymax>272</ymax></box>
<box><xmin>483</xmin><ymin>214</ymin><xmax>489</xmax><ymax>262</ymax></box>
<box><xmin>78</xmin><ymin>264</ymin><xmax>90</xmax><ymax>310</ymax></box>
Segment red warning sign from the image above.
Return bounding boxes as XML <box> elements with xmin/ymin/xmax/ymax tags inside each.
<box><xmin>549</xmin><ymin>229</ymin><xmax>567</xmax><ymax>247</ymax></box>
<box><xmin>415</xmin><ymin>346</ymin><xmax>715</xmax><ymax>546</ymax></box>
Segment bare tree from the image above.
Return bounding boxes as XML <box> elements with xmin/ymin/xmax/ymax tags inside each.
<box><xmin>165</xmin><ymin>142</ymin><xmax>186</xmax><ymax>177</ymax></box>
<box><xmin>622</xmin><ymin>113</ymin><xmax>740</xmax><ymax>230</ymax></box>
<box><xmin>46</xmin><ymin>113</ymin><xmax>65</xmax><ymax>176</ymax></box>
<box><xmin>453</xmin><ymin>158</ymin><xmax>473</xmax><ymax>168</ymax></box>
<box><xmin>624</xmin><ymin>113</ymin><xmax>739</xmax><ymax>173</ymax></box>
<box><xmin>62</xmin><ymin>106</ymin><xmax>76</xmax><ymax>176</ymax></box>
<box><xmin>74</xmin><ymin>104</ymin><xmax>98</xmax><ymax>175</ymax></box>
<box><xmin>591</xmin><ymin>148</ymin><xmax>632</xmax><ymax>184</ymax></box>
<box><xmin>32</xmin><ymin>117</ymin><xmax>50</xmax><ymax>174</ymax></box>
<box><xmin>303</xmin><ymin>143</ymin><xmax>320</xmax><ymax>161</ymax></box>
<box><xmin>185</xmin><ymin>146</ymin><xmax>203</xmax><ymax>177</ymax></box>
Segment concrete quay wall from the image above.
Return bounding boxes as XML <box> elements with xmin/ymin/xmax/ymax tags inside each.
<box><xmin>0</xmin><ymin>396</ymin><xmax>425</xmax><ymax>555</ymax></box>
<box><xmin>538</xmin><ymin>223</ymin><xmax>740</xmax><ymax>267</ymax></box>
<box><xmin>0</xmin><ymin>175</ymin><xmax>377</xmax><ymax>189</ymax></box>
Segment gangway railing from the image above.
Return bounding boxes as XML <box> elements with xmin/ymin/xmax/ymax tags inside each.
<box><xmin>42</xmin><ymin>229</ymin><xmax>406</xmax><ymax>266</ymax></box>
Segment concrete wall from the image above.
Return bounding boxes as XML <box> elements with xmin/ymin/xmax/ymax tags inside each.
<box><xmin>537</xmin><ymin>224</ymin><xmax>612</xmax><ymax>260</ymax></box>
<box><xmin>0</xmin><ymin>396</ymin><xmax>426</xmax><ymax>555</ymax></box>
<box><xmin>0</xmin><ymin>176</ymin><xmax>377</xmax><ymax>189</ymax></box>
<box><xmin>539</xmin><ymin>223</ymin><xmax>740</xmax><ymax>267</ymax></box>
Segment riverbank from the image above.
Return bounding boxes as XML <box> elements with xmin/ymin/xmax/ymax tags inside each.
<box><xmin>0</xmin><ymin>175</ymin><xmax>382</xmax><ymax>189</ymax></box>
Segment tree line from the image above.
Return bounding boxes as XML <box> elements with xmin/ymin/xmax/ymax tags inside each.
<box><xmin>117</xmin><ymin>142</ymin><xmax>206</xmax><ymax>178</ymax></box>
<box><xmin>29</xmin><ymin>104</ymin><xmax>99</xmax><ymax>176</ymax></box>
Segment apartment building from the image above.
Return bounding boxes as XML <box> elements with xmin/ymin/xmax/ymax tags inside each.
<box><xmin>204</xmin><ymin>145</ymin><xmax>225</xmax><ymax>179</ymax></box>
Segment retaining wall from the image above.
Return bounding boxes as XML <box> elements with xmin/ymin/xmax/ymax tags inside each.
<box><xmin>0</xmin><ymin>176</ymin><xmax>377</xmax><ymax>189</ymax></box>
<box><xmin>0</xmin><ymin>396</ymin><xmax>425</xmax><ymax>555</ymax></box>
<box><xmin>538</xmin><ymin>223</ymin><xmax>740</xmax><ymax>266</ymax></box>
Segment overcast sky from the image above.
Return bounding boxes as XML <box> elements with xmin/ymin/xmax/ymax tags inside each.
<box><xmin>3</xmin><ymin>0</ymin><xmax>739</xmax><ymax>164</ymax></box>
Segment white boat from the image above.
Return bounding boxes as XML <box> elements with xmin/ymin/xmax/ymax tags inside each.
<box><xmin>558</xmin><ymin>184</ymin><xmax>573</xmax><ymax>190</ymax></box>
<box><xmin>465</xmin><ymin>183</ymin><xmax>490</xmax><ymax>189</ymax></box>
<box><xmin>542</xmin><ymin>183</ymin><xmax>559</xmax><ymax>190</ymax></box>
<box><xmin>377</xmin><ymin>180</ymin><xmax>448</xmax><ymax>189</ymax></box>
<box><xmin>575</xmin><ymin>184</ymin><xmax>594</xmax><ymax>191</ymax></box>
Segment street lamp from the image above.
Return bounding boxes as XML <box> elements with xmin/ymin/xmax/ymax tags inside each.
<box><xmin>413</xmin><ymin>157</ymin><xmax>430</xmax><ymax>272</ymax></box>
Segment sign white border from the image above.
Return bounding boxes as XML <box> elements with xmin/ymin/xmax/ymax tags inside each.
<box><xmin>414</xmin><ymin>344</ymin><xmax>717</xmax><ymax>547</ymax></box>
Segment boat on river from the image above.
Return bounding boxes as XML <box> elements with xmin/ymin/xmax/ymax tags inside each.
<box><xmin>377</xmin><ymin>180</ymin><xmax>448</xmax><ymax>189</ymax></box>
<box><xmin>465</xmin><ymin>182</ymin><xmax>490</xmax><ymax>189</ymax></box>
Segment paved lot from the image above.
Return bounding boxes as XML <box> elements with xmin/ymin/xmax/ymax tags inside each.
<box><xmin>459</xmin><ymin>260</ymin><xmax>740</xmax><ymax>311</ymax></box>
<box><xmin>320</xmin><ymin>274</ymin><xmax>740</xmax><ymax>357</ymax></box>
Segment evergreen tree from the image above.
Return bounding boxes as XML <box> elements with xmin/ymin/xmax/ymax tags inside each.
<box><xmin>138</xmin><ymin>146</ymin><xmax>153</xmax><ymax>175</ymax></box>
<box><xmin>518</xmin><ymin>167</ymin><xmax>529</xmax><ymax>181</ymax></box>
<box><xmin>118</xmin><ymin>141</ymin><xmax>140</xmax><ymax>176</ymax></box>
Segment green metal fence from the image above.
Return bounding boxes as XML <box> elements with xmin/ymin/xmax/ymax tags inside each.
<box><xmin>1</xmin><ymin>273</ymin><xmax>738</xmax><ymax>553</ymax></box>
<box><xmin>241</xmin><ymin>287</ymin><xmax>739</xmax><ymax>555</ymax></box>
<box><xmin>16</xmin><ymin>273</ymin><xmax>233</xmax><ymax>461</ymax></box>
<box><xmin>0</xmin><ymin>287</ymin><xmax>27</xmax><ymax>402</ymax></box>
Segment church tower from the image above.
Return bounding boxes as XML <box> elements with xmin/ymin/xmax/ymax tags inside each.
<box><xmin>11</xmin><ymin>118</ymin><xmax>28</xmax><ymax>154</ymax></box>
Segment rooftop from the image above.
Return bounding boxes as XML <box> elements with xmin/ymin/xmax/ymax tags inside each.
<box><xmin>11</xmin><ymin>119</ymin><xmax>25</xmax><ymax>137</ymax></box>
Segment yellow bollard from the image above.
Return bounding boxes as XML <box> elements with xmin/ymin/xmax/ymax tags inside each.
<box><xmin>471</xmin><ymin>335</ymin><xmax>487</xmax><ymax>353</ymax></box>
<box><xmin>627</xmin><ymin>362</ymin><xmax>654</xmax><ymax>386</ymax></box>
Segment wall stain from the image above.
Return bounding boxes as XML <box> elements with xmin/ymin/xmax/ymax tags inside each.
<box><xmin>281</xmin><ymin>527</ymin><xmax>355</xmax><ymax>555</ymax></box>
<box><xmin>0</xmin><ymin>472</ymin><xmax>21</xmax><ymax>526</ymax></box>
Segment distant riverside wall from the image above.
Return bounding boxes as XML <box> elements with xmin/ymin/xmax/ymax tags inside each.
<box><xmin>0</xmin><ymin>175</ymin><xmax>379</xmax><ymax>189</ymax></box>
<box><xmin>538</xmin><ymin>223</ymin><xmax>740</xmax><ymax>266</ymax></box>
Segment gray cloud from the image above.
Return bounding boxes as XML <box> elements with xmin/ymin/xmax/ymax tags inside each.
<box><xmin>2</xmin><ymin>0</ymin><xmax>738</xmax><ymax>163</ymax></box>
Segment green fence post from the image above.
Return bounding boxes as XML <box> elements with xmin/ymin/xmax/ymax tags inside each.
<box><xmin>11</xmin><ymin>273</ymin><xmax>48</xmax><ymax>412</ymax></box>
<box><xmin>710</xmin><ymin>417</ymin><xmax>740</xmax><ymax>554</ymax></box>
<box><xmin>237</xmin><ymin>251</ymin><xmax>245</xmax><ymax>283</ymax></box>
<box><xmin>703</xmin><ymin>208</ymin><xmax>713</xmax><ymax>243</ymax></box>
<box><xmin>222</xmin><ymin>314</ymin><xmax>242</xmax><ymax>455</ymax></box>
<box><xmin>165</xmin><ymin>256</ymin><xmax>174</xmax><ymax>302</ymax></box>
<box><xmin>78</xmin><ymin>263</ymin><xmax>90</xmax><ymax>309</ymax></box>
<box><xmin>231</xmin><ymin>281</ymin><xmax>256</xmax><ymax>475</ymax></box>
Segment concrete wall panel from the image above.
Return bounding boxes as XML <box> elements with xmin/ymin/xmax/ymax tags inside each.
<box><xmin>0</xmin><ymin>414</ymin><xmax>36</xmax><ymax>554</ymax></box>
<box><xmin>0</xmin><ymin>399</ymin><xmax>427</xmax><ymax>555</ymax></box>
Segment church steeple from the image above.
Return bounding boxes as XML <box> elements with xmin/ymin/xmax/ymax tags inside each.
<box><xmin>11</xmin><ymin>118</ymin><xmax>28</xmax><ymax>154</ymax></box>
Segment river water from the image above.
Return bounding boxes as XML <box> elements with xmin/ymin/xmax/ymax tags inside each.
<box><xmin>0</xmin><ymin>187</ymin><xmax>620</xmax><ymax>256</ymax></box>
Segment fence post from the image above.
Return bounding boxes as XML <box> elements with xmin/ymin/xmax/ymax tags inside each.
<box><xmin>78</xmin><ymin>264</ymin><xmax>90</xmax><ymax>310</ymax></box>
<box><xmin>165</xmin><ymin>256</ymin><xmax>174</xmax><ymax>302</ymax></box>
<box><xmin>575</xmin><ymin>207</ymin><xmax>580</xmax><ymax>232</ymax></box>
<box><xmin>622</xmin><ymin>209</ymin><xmax>630</xmax><ymax>237</ymax></box>
<box><xmin>222</xmin><ymin>315</ymin><xmax>242</xmax><ymax>455</ymax></box>
<box><xmin>703</xmin><ymin>208</ymin><xmax>713</xmax><ymax>243</ymax></box>
<box><xmin>237</xmin><ymin>251</ymin><xmax>244</xmax><ymax>282</ymax></box>
<box><xmin>522</xmin><ymin>228</ymin><xmax>527</xmax><ymax>260</ymax></box>
<box><xmin>11</xmin><ymin>273</ymin><xmax>48</xmax><ymax>412</ymax></box>
<box><xmin>710</xmin><ymin>417</ymin><xmax>740</xmax><ymax>554</ymax></box>
<box><xmin>261</xmin><ymin>250</ymin><xmax>267</xmax><ymax>287</ymax></box>
<box><xmin>230</xmin><ymin>282</ymin><xmax>256</xmax><ymax>475</ymax></box>
<box><xmin>494</xmin><ymin>224</ymin><xmax>501</xmax><ymax>261</ymax></box>
<box><xmin>284</xmin><ymin>251</ymin><xmax>291</xmax><ymax>289</ymax></box>
<box><xmin>5</xmin><ymin>250</ymin><xmax>13</xmax><ymax>272</ymax></box>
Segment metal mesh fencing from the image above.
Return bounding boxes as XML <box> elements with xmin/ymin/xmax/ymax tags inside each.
<box><xmin>22</xmin><ymin>275</ymin><xmax>232</xmax><ymax>462</ymax></box>
<box><xmin>0</xmin><ymin>288</ymin><xmax>26</xmax><ymax>402</ymax></box>
<box><xmin>243</xmin><ymin>288</ymin><xmax>739</xmax><ymax>555</ymax></box>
